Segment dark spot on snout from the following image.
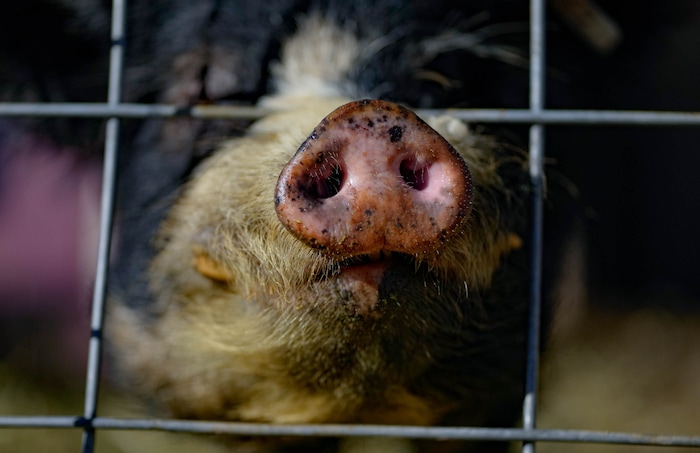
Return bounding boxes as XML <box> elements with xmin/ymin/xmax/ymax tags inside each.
<box><xmin>388</xmin><ymin>126</ymin><xmax>403</xmax><ymax>143</ymax></box>
<box><xmin>367</xmin><ymin>119</ymin><xmax>374</xmax><ymax>128</ymax></box>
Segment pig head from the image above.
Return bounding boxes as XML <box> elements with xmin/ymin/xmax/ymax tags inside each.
<box><xmin>109</xmin><ymin>6</ymin><xmax>533</xmax><ymax>453</ymax></box>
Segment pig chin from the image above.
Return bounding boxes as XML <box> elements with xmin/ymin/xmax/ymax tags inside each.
<box><xmin>318</xmin><ymin>253</ymin><xmax>432</xmax><ymax>318</ymax></box>
<box><xmin>331</xmin><ymin>260</ymin><xmax>389</xmax><ymax>316</ymax></box>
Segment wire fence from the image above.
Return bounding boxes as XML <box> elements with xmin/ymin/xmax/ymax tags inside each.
<box><xmin>1</xmin><ymin>0</ymin><xmax>700</xmax><ymax>451</ymax></box>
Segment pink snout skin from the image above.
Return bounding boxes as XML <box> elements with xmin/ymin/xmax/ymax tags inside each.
<box><xmin>275</xmin><ymin>99</ymin><xmax>473</xmax><ymax>258</ymax></box>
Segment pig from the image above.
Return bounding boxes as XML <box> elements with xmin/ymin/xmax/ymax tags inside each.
<box><xmin>109</xmin><ymin>2</ymin><xmax>540</xmax><ymax>452</ymax></box>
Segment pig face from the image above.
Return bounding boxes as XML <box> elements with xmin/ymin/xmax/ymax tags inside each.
<box><xmin>114</xmin><ymin>97</ymin><xmax>528</xmax><ymax>427</ymax></box>
<box><xmin>110</xmin><ymin>7</ymin><xmax>533</xmax><ymax>450</ymax></box>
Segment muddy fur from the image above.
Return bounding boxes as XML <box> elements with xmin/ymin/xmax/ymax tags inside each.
<box><xmin>109</xmin><ymin>6</ymin><xmax>533</xmax><ymax>453</ymax></box>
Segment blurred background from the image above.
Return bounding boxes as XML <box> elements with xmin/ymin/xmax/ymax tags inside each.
<box><xmin>1</xmin><ymin>0</ymin><xmax>700</xmax><ymax>451</ymax></box>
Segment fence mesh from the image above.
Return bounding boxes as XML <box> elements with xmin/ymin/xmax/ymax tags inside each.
<box><xmin>1</xmin><ymin>0</ymin><xmax>700</xmax><ymax>451</ymax></box>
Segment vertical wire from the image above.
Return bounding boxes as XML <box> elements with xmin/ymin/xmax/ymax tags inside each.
<box><xmin>522</xmin><ymin>0</ymin><xmax>546</xmax><ymax>452</ymax></box>
<box><xmin>81</xmin><ymin>0</ymin><xmax>126</xmax><ymax>451</ymax></box>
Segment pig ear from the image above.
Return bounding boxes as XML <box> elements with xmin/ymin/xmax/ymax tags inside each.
<box><xmin>191</xmin><ymin>234</ymin><xmax>234</xmax><ymax>282</ymax></box>
<box><xmin>478</xmin><ymin>232</ymin><xmax>523</xmax><ymax>268</ymax></box>
<box><xmin>500</xmin><ymin>233</ymin><xmax>523</xmax><ymax>255</ymax></box>
<box><xmin>192</xmin><ymin>251</ymin><xmax>233</xmax><ymax>282</ymax></box>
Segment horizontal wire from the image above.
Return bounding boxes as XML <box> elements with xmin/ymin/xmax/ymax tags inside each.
<box><xmin>1</xmin><ymin>102</ymin><xmax>700</xmax><ymax>125</ymax></box>
<box><xmin>1</xmin><ymin>417</ymin><xmax>700</xmax><ymax>448</ymax></box>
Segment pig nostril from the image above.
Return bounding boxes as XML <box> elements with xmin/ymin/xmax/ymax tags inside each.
<box><xmin>310</xmin><ymin>164</ymin><xmax>343</xmax><ymax>199</ymax></box>
<box><xmin>399</xmin><ymin>158</ymin><xmax>429</xmax><ymax>191</ymax></box>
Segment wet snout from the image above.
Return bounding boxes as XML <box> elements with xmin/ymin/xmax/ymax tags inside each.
<box><xmin>274</xmin><ymin>99</ymin><xmax>473</xmax><ymax>257</ymax></box>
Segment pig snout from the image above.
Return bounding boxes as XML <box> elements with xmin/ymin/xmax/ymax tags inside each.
<box><xmin>274</xmin><ymin>99</ymin><xmax>473</xmax><ymax>257</ymax></box>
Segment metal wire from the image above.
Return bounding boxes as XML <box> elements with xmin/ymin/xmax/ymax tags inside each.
<box><xmin>521</xmin><ymin>0</ymin><xmax>546</xmax><ymax>452</ymax></box>
<box><xmin>2</xmin><ymin>102</ymin><xmax>700</xmax><ymax>125</ymax></box>
<box><xmin>1</xmin><ymin>0</ymin><xmax>700</xmax><ymax>451</ymax></box>
<box><xmin>80</xmin><ymin>0</ymin><xmax>126</xmax><ymax>451</ymax></box>
<box><xmin>2</xmin><ymin>416</ymin><xmax>700</xmax><ymax>448</ymax></box>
